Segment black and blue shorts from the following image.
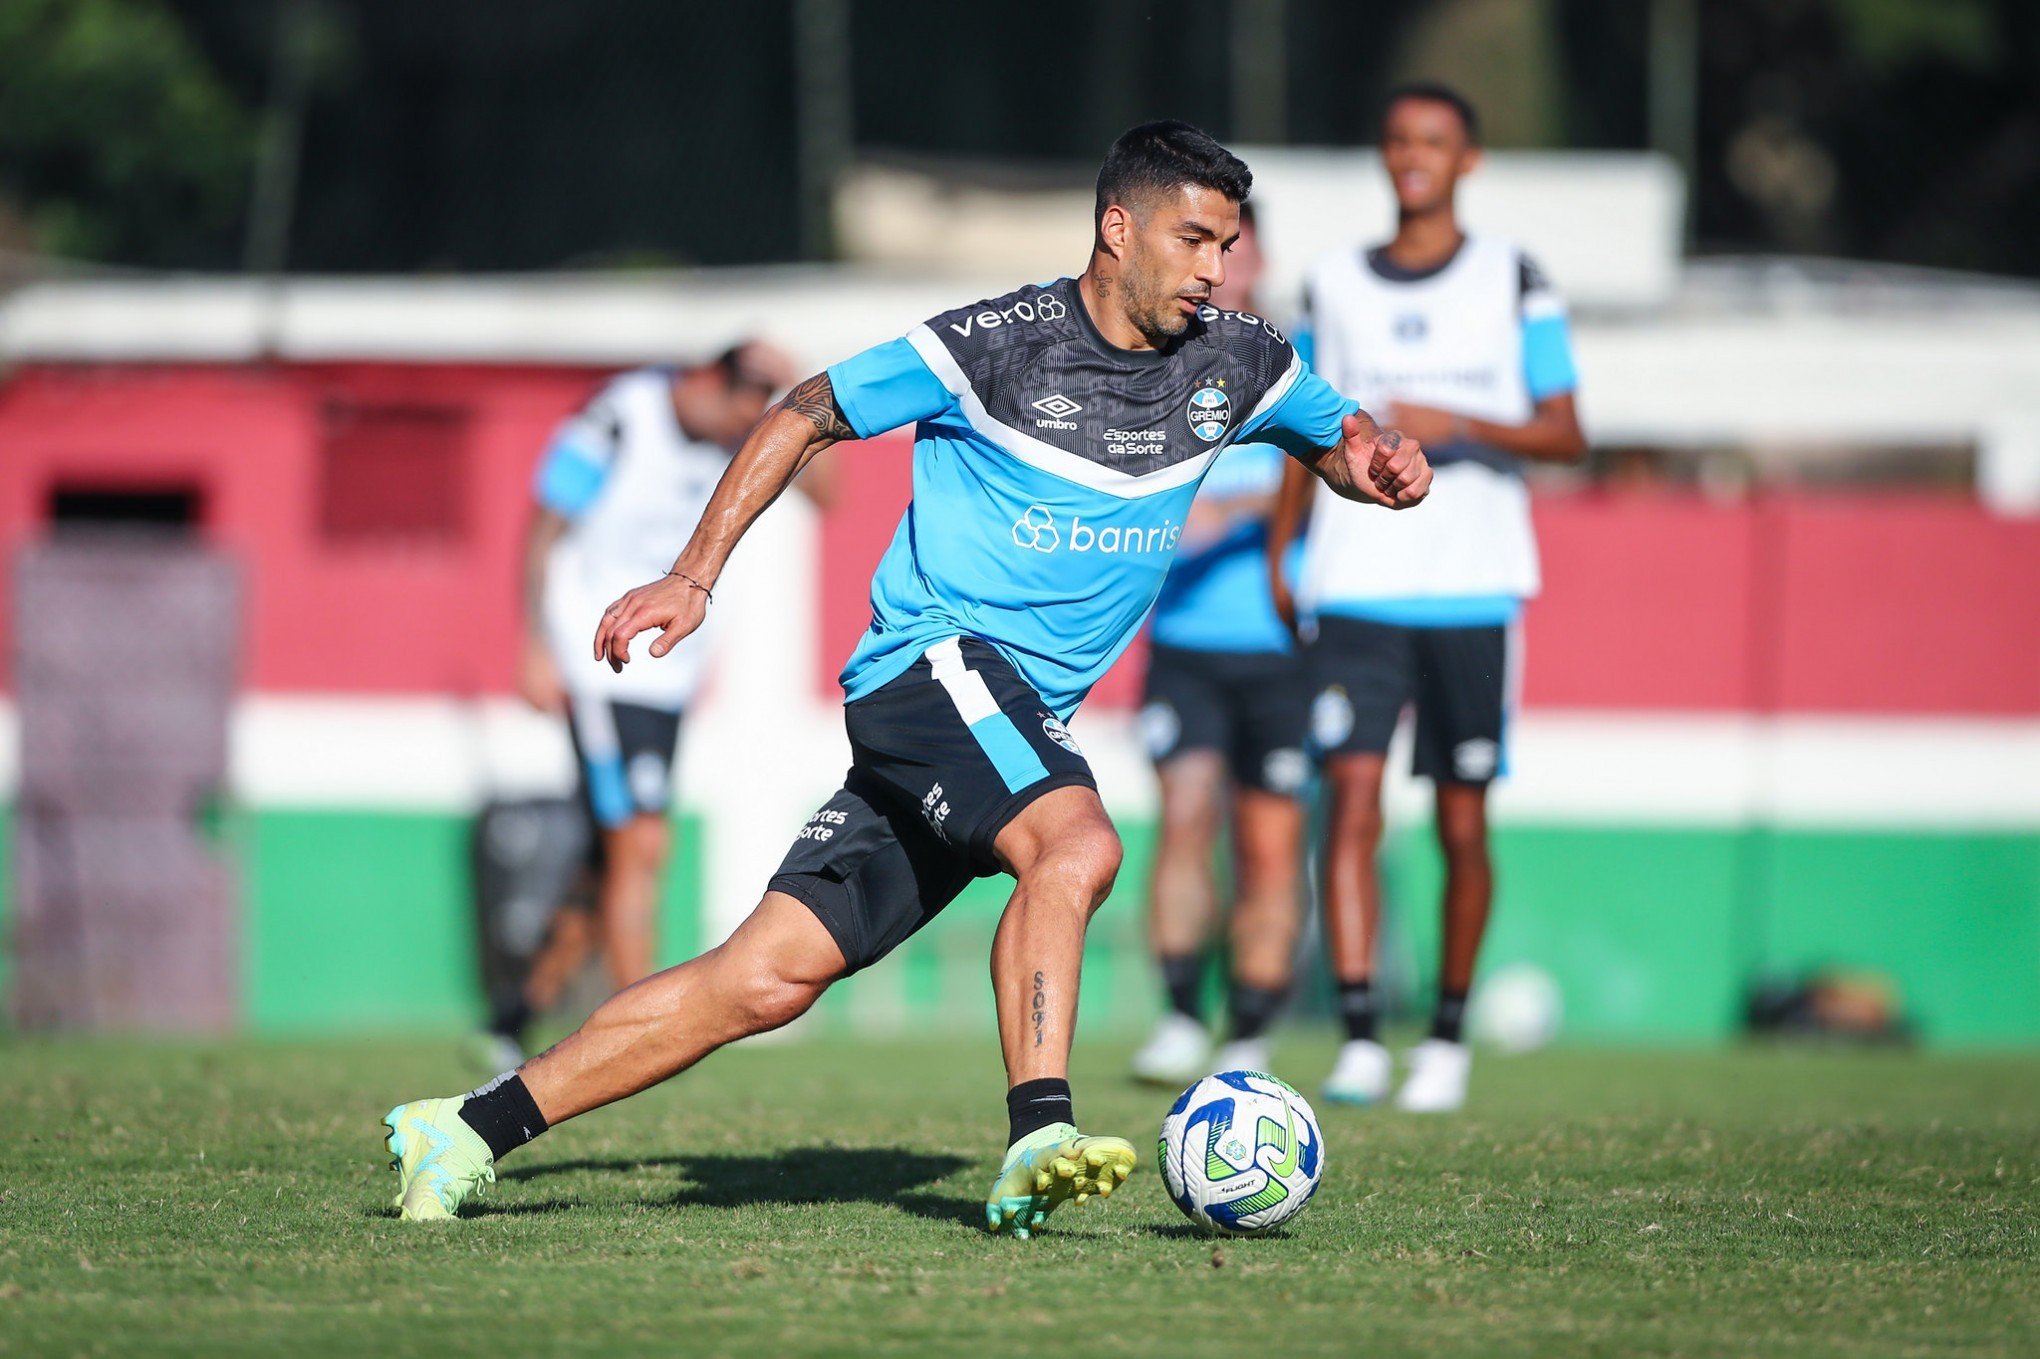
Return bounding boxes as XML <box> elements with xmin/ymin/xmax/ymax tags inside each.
<box><xmin>769</xmin><ymin>637</ymin><xmax>1097</xmax><ymax>972</ymax></box>
<box><xmin>1139</xmin><ymin>643</ymin><xmax>1312</xmax><ymax>797</ymax></box>
<box><xmin>1306</xmin><ymin>616</ymin><xmax>1514</xmax><ymax>785</ymax></box>
<box><xmin>567</xmin><ymin>695</ymin><xmax>684</xmax><ymax>830</ymax></box>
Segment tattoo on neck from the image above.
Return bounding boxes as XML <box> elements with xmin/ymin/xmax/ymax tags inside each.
<box><xmin>1031</xmin><ymin>971</ymin><xmax>1047</xmax><ymax>1047</ymax></box>
<box><xmin>781</xmin><ymin>372</ymin><xmax>855</xmax><ymax>442</ymax></box>
<box><xmin>1091</xmin><ymin>271</ymin><xmax>1112</xmax><ymax>299</ymax></box>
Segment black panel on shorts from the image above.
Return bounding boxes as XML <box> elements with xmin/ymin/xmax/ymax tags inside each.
<box><xmin>769</xmin><ymin>637</ymin><xmax>1098</xmax><ymax>972</ymax></box>
<box><xmin>1306</xmin><ymin>616</ymin><xmax>1510</xmax><ymax>784</ymax></box>
<box><xmin>1140</xmin><ymin>644</ymin><xmax>1312</xmax><ymax>797</ymax></box>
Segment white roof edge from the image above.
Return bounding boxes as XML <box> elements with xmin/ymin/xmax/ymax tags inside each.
<box><xmin>0</xmin><ymin>266</ymin><xmax>1029</xmax><ymax>370</ymax></box>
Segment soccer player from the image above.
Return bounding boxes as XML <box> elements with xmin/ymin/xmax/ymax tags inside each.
<box><xmin>481</xmin><ymin>342</ymin><xmax>807</xmax><ymax>1065</ymax></box>
<box><xmin>1269</xmin><ymin>84</ymin><xmax>1586</xmax><ymax>1113</ymax></box>
<box><xmin>383</xmin><ymin>121</ymin><xmax>1432</xmax><ymax>1235</ymax></box>
<box><xmin>1127</xmin><ymin>201</ymin><xmax>1313</xmax><ymax>1086</ymax></box>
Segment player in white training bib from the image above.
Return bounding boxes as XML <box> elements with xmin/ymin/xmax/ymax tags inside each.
<box><xmin>482</xmin><ymin>342</ymin><xmax>812</xmax><ymax>1063</ymax></box>
<box><xmin>1269</xmin><ymin>83</ymin><xmax>1587</xmax><ymax>1114</ymax></box>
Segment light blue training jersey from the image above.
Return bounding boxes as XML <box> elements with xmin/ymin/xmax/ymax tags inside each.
<box><xmin>827</xmin><ymin>276</ymin><xmax>1357</xmax><ymax>719</ymax></box>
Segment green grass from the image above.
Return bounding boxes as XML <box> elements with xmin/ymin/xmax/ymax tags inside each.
<box><xmin>1</xmin><ymin>1035</ymin><xmax>2035</xmax><ymax>1358</ymax></box>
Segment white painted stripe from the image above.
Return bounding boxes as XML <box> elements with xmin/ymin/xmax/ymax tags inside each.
<box><xmin>923</xmin><ymin>638</ymin><xmax>1000</xmax><ymax>725</ymax></box>
<box><xmin>905</xmin><ymin>324</ymin><xmax>1222</xmax><ymax>499</ymax></box>
<box><xmin>0</xmin><ymin>699</ymin><xmax>2033</xmax><ymax>829</ymax></box>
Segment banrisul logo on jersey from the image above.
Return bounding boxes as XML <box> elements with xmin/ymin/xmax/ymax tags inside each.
<box><xmin>1010</xmin><ymin>505</ymin><xmax>1182</xmax><ymax>556</ymax></box>
<box><xmin>1186</xmin><ymin>379</ymin><xmax>1232</xmax><ymax>442</ymax></box>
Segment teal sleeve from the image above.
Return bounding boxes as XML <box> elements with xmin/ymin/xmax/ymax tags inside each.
<box><xmin>1237</xmin><ymin>362</ymin><xmax>1361</xmax><ymax>460</ymax></box>
<box><xmin>825</xmin><ymin>337</ymin><xmax>957</xmax><ymax>439</ymax></box>
<box><xmin>1522</xmin><ymin>313</ymin><xmax>1578</xmax><ymax>401</ymax></box>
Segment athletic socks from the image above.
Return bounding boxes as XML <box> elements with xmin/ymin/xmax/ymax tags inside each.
<box><xmin>1157</xmin><ymin>953</ymin><xmax>1205</xmax><ymax>1022</ymax></box>
<box><xmin>1227</xmin><ymin>982</ymin><xmax>1289</xmax><ymax>1042</ymax></box>
<box><xmin>487</xmin><ymin>999</ymin><xmax>532</xmax><ymax>1043</ymax></box>
<box><xmin>1433</xmin><ymin>988</ymin><xmax>1469</xmax><ymax>1044</ymax></box>
<box><xmin>1338</xmin><ymin>980</ymin><xmax>1380</xmax><ymax>1043</ymax></box>
<box><xmin>457</xmin><ymin>1071</ymin><xmax>549</xmax><ymax>1160</ymax></box>
<box><xmin>1006</xmin><ymin>1077</ymin><xmax>1074</xmax><ymax>1147</ymax></box>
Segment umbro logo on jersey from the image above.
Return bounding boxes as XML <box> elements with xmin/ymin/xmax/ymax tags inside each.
<box><xmin>1031</xmin><ymin>393</ymin><xmax>1082</xmax><ymax>430</ymax></box>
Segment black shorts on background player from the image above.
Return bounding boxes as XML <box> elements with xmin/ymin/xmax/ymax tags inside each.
<box><xmin>769</xmin><ymin>637</ymin><xmax>1096</xmax><ymax>973</ymax></box>
<box><xmin>1141</xmin><ymin>644</ymin><xmax>1311</xmax><ymax>797</ymax></box>
<box><xmin>1307</xmin><ymin>615</ymin><xmax>1509</xmax><ymax>784</ymax></box>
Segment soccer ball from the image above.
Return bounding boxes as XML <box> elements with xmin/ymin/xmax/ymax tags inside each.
<box><xmin>1469</xmin><ymin>963</ymin><xmax>1564</xmax><ymax>1053</ymax></box>
<box><xmin>1157</xmin><ymin>1070</ymin><xmax>1324</xmax><ymax>1235</ymax></box>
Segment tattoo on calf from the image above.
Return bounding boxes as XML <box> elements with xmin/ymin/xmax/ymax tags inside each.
<box><xmin>1031</xmin><ymin>971</ymin><xmax>1047</xmax><ymax>1047</ymax></box>
<box><xmin>782</xmin><ymin>372</ymin><xmax>855</xmax><ymax>442</ymax></box>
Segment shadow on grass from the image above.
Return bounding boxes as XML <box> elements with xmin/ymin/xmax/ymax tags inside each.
<box><xmin>499</xmin><ymin>1145</ymin><xmax>976</xmax><ymax>1217</ymax></box>
<box><xmin>365</xmin><ymin>1196</ymin><xmax>584</xmax><ymax>1220</ymax></box>
<box><xmin>1134</xmin><ymin>1220</ymin><xmax>1293</xmax><ymax>1241</ymax></box>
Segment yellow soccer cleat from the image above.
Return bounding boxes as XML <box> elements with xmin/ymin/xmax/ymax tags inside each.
<box><xmin>984</xmin><ymin>1122</ymin><xmax>1137</xmax><ymax>1239</ymax></box>
<box><xmin>382</xmin><ymin>1097</ymin><xmax>496</xmax><ymax>1221</ymax></box>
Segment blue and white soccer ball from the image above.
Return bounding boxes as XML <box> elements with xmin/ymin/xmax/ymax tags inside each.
<box><xmin>1157</xmin><ymin>1070</ymin><xmax>1325</xmax><ymax>1235</ymax></box>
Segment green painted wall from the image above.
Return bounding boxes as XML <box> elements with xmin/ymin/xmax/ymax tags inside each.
<box><xmin>4</xmin><ymin>807</ymin><xmax>2037</xmax><ymax>1045</ymax></box>
<box><xmin>243</xmin><ymin>810</ymin><xmax>706</xmax><ymax>1032</ymax></box>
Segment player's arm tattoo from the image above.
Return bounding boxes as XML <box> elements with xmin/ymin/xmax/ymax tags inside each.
<box><xmin>1031</xmin><ymin>970</ymin><xmax>1048</xmax><ymax>1047</ymax></box>
<box><xmin>779</xmin><ymin>372</ymin><xmax>856</xmax><ymax>443</ymax></box>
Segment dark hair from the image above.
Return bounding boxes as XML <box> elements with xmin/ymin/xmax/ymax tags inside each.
<box><xmin>1095</xmin><ymin>120</ymin><xmax>1252</xmax><ymax>228</ymax></box>
<box><xmin>710</xmin><ymin>342</ymin><xmax>776</xmax><ymax>393</ymax></box>
<box><xmin>1382</xmin><ymin>81</ymin><xmax>1481</xmax><ymax>143</ymax></box>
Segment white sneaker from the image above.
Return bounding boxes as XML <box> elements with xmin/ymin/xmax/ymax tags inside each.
<box><xmin>1321</xmin><ymin>1039</ymin><xmax>1392</xmax><ymax>1106</ymax></box>
<box><xmin>1130</xmin><ymin>1013</ymin><xmax>1210</xmax><ymax>1086</ymax></box>
<box><xmin>461</xmin><ymin>1030</ymin><xmax>524</xmax><ymax>1077</ymax></box>
<box><xmin>1395</xmin><ymin>1038</ymin><xmax>1472</xmax><ymax>1112</ymax></box>
<box><xmin>1209</xmin><ymin>1037</ymin><xmax>1272</xmax><ymax>1078</ymax></box>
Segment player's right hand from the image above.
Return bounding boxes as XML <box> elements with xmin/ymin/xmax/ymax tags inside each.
<box><xmin>593</xmin><ymin>572</ymin><xmax>709</xmax><ymax>673</ymax></box>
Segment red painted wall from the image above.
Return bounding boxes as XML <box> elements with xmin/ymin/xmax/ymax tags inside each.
<box><xmin>0</xmin><ymin>361</ymin><xmax>605</xmax><ymax>695</ymax></box>
<box><xmin>5</xmin><ymin>361</ymin><xmax>2037</xmax><ymax>716</ymax></box>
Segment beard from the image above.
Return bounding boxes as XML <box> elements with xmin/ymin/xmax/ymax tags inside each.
<box><xmin>1123</xmin><ymin>271</ymin><xmax>1205</xmax><ymax>349</ymax></box>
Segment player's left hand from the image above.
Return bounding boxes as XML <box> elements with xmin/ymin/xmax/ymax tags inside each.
<box><xmin>592</xmin><ymin>572</ymin><xmax>710</xmax><ymax>672</ymax></box>
<box><xmin>1340</xmin><ymin>413</ymin><xmax>1431</xmax><ymax>509</ymax></box>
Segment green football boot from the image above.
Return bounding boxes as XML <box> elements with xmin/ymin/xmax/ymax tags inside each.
<box><xmin>382</xmin><ymin>1097</ymin><xmax>496</xmax><ymax>1221</ymax></box>
<box><xmin>984</xmin><ymin>1122</ymin><xmax>1137</xmax><ymax>1239</ymax></box>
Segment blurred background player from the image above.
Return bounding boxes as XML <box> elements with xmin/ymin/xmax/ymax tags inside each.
<box><xmin>479</xmin><ymin>340</ymin><xmax>815</xmax><ymax>1065</ymax></box>
<box><xmin>1128</xmin><ymin>201</ymin><xmax>1313</xmax><ymax>1086</ymax></box>
<box><xmin>1270</xmin><ymin>83</ymin><xmax>1587</xmax><ymax>1112</ymax></box>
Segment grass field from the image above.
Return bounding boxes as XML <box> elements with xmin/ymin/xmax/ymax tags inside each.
<box><xmin>2</xmin><ymin>1033</ymin><xmax>2036</xmax><ymax>1358</ymax></box>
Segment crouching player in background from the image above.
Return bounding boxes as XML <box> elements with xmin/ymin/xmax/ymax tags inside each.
<box><xmin>1271</xmin><ymin>84</ymin><xmax>1586</xmax><ymax>1112</ymax></box>
<box><xmin>481</xmin><ymin>341</ymin><xmax>813</xmax><ymax>1065</ymax></box>
<box><xmin>1129</xmin><ymin>202</ymin><xmax>1313</xmax><ymax>1087</ymax></box>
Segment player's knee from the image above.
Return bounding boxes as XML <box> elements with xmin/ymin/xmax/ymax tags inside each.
<box><xmin>1233</xmin><ymin>858</ymin><xmax>1299</xmax><ymax>924</ymax></box>
<box><xmin>1436</xmin><ymin>815</ymin><xmax>1490</xmax><ymax>865</ymax></box>
<box><xmin>726</xmin><ymin>966</ymin><xmax>825</xmax><ymax>1035</ymax></box>
<box><xmin>1030</xmin><ymin>824</ymin><xmax>1123</xmax><ymax>911</ymax></box>
<box><xmin>1328</xmin><ymin>790</ymin><xmax>1384</xmax><ymax>849</ymax></box>
<box><xmin>609</xmin><ymin>815</ymin><xmax>670</xmax><ymax>871</ymax></box>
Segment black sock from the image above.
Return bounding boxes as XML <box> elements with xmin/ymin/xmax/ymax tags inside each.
<box><xmin>1006</xmin><ymin>1077</ymin><xmax>1074</xmax><ymax>1147</ymax></box>
<box><xmin>1158</xmin><ymin>954</ymin><xmax>1205</xmax><ymax>1022</ymax></box>
<box><xmin>1338</xmin><ymin>980</ymin><xmax>1379</xmax><ymax>1043</ymax></box>
<box><xmin>1228</xmin><ymin>982</ymin><xmax>1289</xmax><ymax>1043</ymax></box>
<box><xmin>1433</xmin><ymin>989</ymin><xmax>1469</xmax><ymax>1044</ymax></box>
<box><xmin>487</xmin><ymin>998</ymin><xmax>532</xmax><ymax>1043</ymax></box>
<box><xmin>457</xmin><ymin>1071</ymin><xmax>549</xmax><ymax>1160</ymax></box>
